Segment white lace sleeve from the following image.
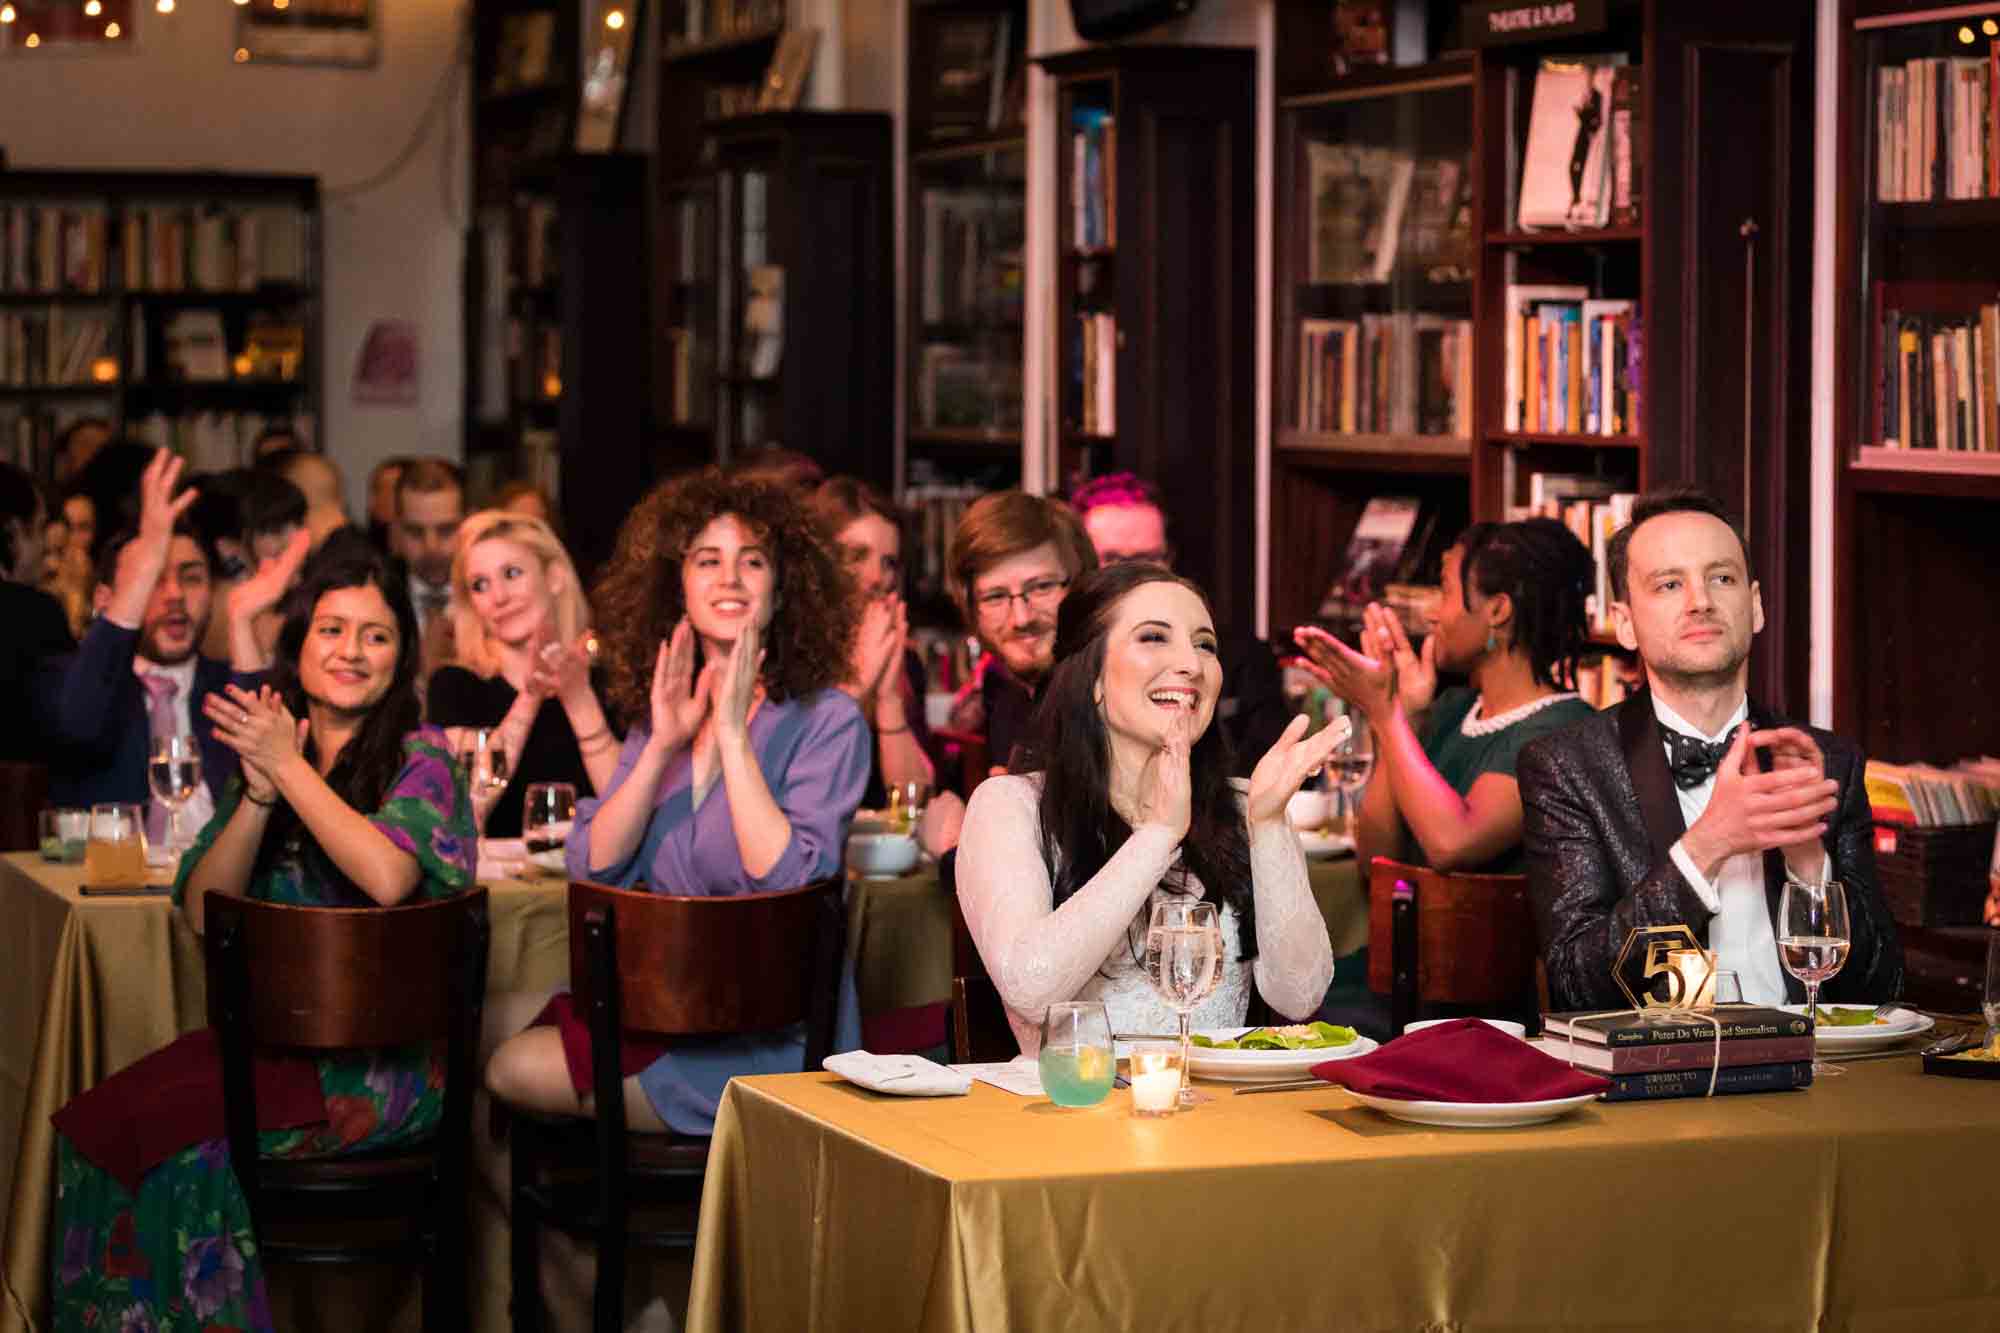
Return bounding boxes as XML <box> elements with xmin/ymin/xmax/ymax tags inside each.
<box><xmin>1245</xmin><ymin>803</ymin><xmax>1335</xmax><ymax>1020</ymax></box>
<box><xmin>956</xmin><ymin>774</ymin><xmax>1181</xmax><ymax>1021</ymax></box>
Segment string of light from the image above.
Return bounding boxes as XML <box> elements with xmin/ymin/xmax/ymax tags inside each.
<box><xmin>0</xmin><ymin>0</ymin><xmax>310</xmax><ymax>50</ymax></box>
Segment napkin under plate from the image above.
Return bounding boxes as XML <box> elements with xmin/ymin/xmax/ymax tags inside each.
<box><xmin>823</xmin><ymin>1051</ymin><xmax>972</xmax><ymax>1096</ymax></box>
<box><xmin>1312</xmin><ymin>1017</ymin><xmax>1611</xmax><ymax>1102</ymax></box>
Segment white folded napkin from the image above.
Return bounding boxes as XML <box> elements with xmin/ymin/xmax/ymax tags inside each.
<box><xmin>822</xmin><ymin>1051</ymin><xmax>972</xmax><ymax>1097</ymax></box>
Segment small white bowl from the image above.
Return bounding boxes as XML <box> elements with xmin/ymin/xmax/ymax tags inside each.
<box><xmin>1286</xmin><ymin>789</ymin><xmax>1333</xmax><ymax>831</ymax></box>
<box><xmin>1403</xmin><ymin>1018</ymin><xmax>1528</xmax><ymax>1040</ymax></box>
<box><xmin>847</xmin><ymin>831</ymin><xmax>920</xmax><ymax>878</ymax></box>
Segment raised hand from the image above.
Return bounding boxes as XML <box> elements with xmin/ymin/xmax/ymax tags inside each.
<box><xmin>647</xmin><ymin>619</ymin><xmax>713</xmax><ymax>755</ymax></box>
<box><xmin>525</xmin><ymin>628</ymin><xmax>595</xmax><ymax>704</ymax></box>
<box><xmin>1132</xmin><ymin>706</ymin><xmax>1195</xmax><ymax>841</ymax></box>
<box><xmin>228</xmin><ymin>527</ymin><xmax>310</xmax><ymax>624</ymax></box>
<box><xmin>1246</xmin><ymin>713</ymin><xmax>1355</xmax><ymax>828</ymax></box>
<box><xmin>105</xmin><ymin>448</ymin><xmax>200</xmax><ymax>627</ymax></box>
<box><xmin>1680</xmin><ymin>724</ymin><xmax>1839</xmax><ymax>880</ymax></box>
<box><xmin>713</xmin><ymin>613</ymin><xmax>764</xmax><ymax>742</ymax></box>
<box><xmin>1291</xmin><ymin>623</ymin><xmax>1396</xmax><ymax>720</ymax></box>
<box><xmin>848</xmin><ymin>595</ymin><xmax>904</xmax><ymax>704</ymax></box>
<box><xmin>1362</xmin><ymin>601</ymin><xmax>1436</xmax><ymax>717</ymax></box>
<box><xmin>204</xmin><ymin>683</ymin><xmax>304</xmax><ymax>777</ymax></box>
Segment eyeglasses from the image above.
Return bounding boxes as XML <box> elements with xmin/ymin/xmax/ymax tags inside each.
<box><xmin>1098</xmin><ymin>548</ymin><xmax>1174</xmax><ymax>568</ymax></box>
<box><xmin>972</xmin><ymin>575</ymin><xmax>1069</xmax><ymax>618</ymax></box>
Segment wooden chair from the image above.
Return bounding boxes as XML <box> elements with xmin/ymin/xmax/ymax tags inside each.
<box><xmin>205</xmin><ymin>887</ymin><xmax>491</xmax><ymax>1333</ymax></box>
<box><xmin>0</xmin><ymin>762</ymin><xmax>48</xmax><ymax>852</ymax></box>
<box><xmin>507</xmin><ymin>876</ymin><xmax>846</xmax><ymax>1333</ymax></box>
<box><xmin>1365</xmin><ymin>857</ymin><xmax>1540</xmax><ymax>1033</ymax></box>
<box><xmin>939</xmin><ymin>850</ymin><xmax>1015</xmax><ymax>1064</ymax></box>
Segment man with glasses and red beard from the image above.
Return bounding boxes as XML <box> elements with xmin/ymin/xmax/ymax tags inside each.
<box><xmin>947</xmin><ymin>491</ymin><xmax>1098</xmax><ymax>777</ymax></box>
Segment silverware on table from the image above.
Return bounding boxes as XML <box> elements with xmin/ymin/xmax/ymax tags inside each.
<box><xmin>1822</xmin><ymin>1032</ymin><xmax>1972</xmax><ymax>1063</ymax></box>
<box><xmin>1232</xmin><ymin>1078</ymin><xmax>1330</xmax><ymax>1095</ymax></box>
<box><xmin>1112</xmin><ymin>1033</ymin><xmax>1182</xmax><ymax>1043</ymax></box>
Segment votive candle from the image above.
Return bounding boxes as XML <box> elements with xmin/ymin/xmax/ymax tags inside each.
<box><xmin>1668</xmin><ymin>947</ymin><xmax>1716</xmax><ymax>1011</ymax></box>
<box><xmin>1129</xmin><ymin>1045</ymin><xmax>1180</xmax><ymax>1116</ymax></box>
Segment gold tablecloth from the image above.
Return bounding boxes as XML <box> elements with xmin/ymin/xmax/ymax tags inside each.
<box><xmin>690</xmin><ymin>1062</ymin><xmax>2000</xmax><ymax>1332</ymax></box>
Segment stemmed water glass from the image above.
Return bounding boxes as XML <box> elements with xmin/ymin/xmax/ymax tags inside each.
<box><xmin>889</xmin><ymin>779</ymin><xmax>930</xmax><ymax>836</ymax></box>
<box><xmin>1146</xmin><ymin>897</ymin><xmax>1222</xmax><ymax>1108</ymax></box>
<box><xmin>1777</xmin><ymin>877</ymin><xmax>1851</xmax><ymax>1078</ymax></box>
<box><xmin>459</xmin><ymin>728</ymin><xmax>510</xmax><ymax>803</ymax></box>
<box><xmin>1324</xmin><ymin>705</ymin><xmax>1372</xmax><ymax>829</ymax></box>
<box><xmin>148</xmin><ymin>734</ymin><xmax>202</xmax><ymax>856</ymax></box>
<box><xmin>523</xmin><ymin>782</ymin><xmax>576</xmax><ymax>857</ymax></box>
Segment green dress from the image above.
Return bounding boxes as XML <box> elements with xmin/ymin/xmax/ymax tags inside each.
<box><xmin>49</xmin><ymin>728</ymin><xmax>474</xmax><ymax>1333</ymax></box>
<box><xmin>1416</xmin><ymin>686</ymin><xmax>1597</xmax><ymax>874</ymax></box>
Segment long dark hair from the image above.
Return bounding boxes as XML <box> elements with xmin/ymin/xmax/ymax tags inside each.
<box><xmin>1027</xmin><ymin>563</ymin><xmax>1254</xmax><ymax>956</ymax></box>
<box><xmin>1457</xmin><ymin>517</ymin><xmax>1595</xmax><ymax>691</ymax></box>
<box><xmin>259</xmin><ymin>534</ymin><xmax>423</xmax><ymax>864</ymax></box>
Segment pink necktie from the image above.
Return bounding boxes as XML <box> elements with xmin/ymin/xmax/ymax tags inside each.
<box><xmin>140</xmin><ymin>672</ymin><xmax>179</xmax><ymax>741</ymax></box>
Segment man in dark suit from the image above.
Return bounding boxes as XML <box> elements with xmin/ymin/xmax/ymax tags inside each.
<box><xmin>1519</xmin><ymin>488</ymin><xmax>1901</xmax><ymax>1011</ymax></box>
<box><xmin>35</xmin><ymin>450</ymin><xmax>274</xmax><ymax>843</ymax></box>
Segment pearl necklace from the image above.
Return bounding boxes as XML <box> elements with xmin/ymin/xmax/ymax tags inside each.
<box><xmin>1459</xmin><ymin>691</ymin><xmax>1580</xmax><ymax>738</ymax></box>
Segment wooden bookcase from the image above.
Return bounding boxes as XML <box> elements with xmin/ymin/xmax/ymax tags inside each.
<box><xmin>1267</xmin><ymin>26</ymin><xmax>1475</xmax><ymax>633</ymax></box>
<box><xmin>1834</xmin><ymin>0</ymin><xmax>2000</xmax><ymax>764</ymax></box>
<box><xmin>904</xmin><ymin>0</ymin><xmax>1027</xmax><ymax>494</ymax></box>
<box><xmin>1036</xmin><ymin>44</ymin><xmax>1257</xmax><ymax>637</ymax></box>
<box><xmin>0</xmin><ymin>170</ymin><xmax>321</xmax><ymax>479</ymax></box>
<box><xmin>1470</xmin><ymin>0</ymin><xmax>1817</xmax><ymax>712</ymax></box>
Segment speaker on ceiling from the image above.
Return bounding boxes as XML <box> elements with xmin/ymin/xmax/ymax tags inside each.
<box><xmin>1067</xmin><ymin>0</ymin><xmax>1199</xmax><ymax>43</ymax></box>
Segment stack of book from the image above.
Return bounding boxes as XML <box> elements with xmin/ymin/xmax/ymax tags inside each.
<box><xmin>1867</xmin><ymin>758</ymin><xmax>2000</xmax><ymax>826</ymax></box>
<box><xmin>1537</xmin><ymin>1007</ymin><xmax>1814</xmax><ymax>1102</ymax></box>
<box><xmin>1502</xmin><ymin>284</ymin><xmax>1640</xmax><ymax>436</ymax></box>
<box><xmin>1870</xmin><ymin>289</ymin><xmax>2000</xmax><ymax>453</ymax></box>
<box><xmin>1070</xmin><ymin>108</ymin><xmax>1116</xmax><ymax>251</ymax></box>
<box><xmin>1296</xmin><ymin>313</ymin><xmax>1471</xmax><ymax>438</ymax></box>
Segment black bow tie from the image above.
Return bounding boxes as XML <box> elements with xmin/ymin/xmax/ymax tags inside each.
<box><xmin>1662</xmin><ymin>728</ymin><xmax>1732</xmax><ymax>790</ymax></box>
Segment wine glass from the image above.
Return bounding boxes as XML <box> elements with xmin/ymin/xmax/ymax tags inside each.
<box><xmin>459</xmin><ymin>728</ymin><xmax>511</xmax><ymax>801</ymax></box>
<box><xmin>1146</xmin><ymin>897</ymin><xmax>1222</xmax><ymax>1108</ymax></box>
<box><xmin>1712</xmin><ymin>970</ymin><xmax>1745</xmax><ymax>1007</ymax></box>
<box><xmin>888</xmin><ymin>779</ymin><xmax>930</xmax><ymax>835</ymax></box>
<box><xmin>1037</xmin><ymin>1001</ymin><xmax>1114</xmax><ymax>1108</ymax></box>
<box><xmin>148</xmin><ymin>734</ymin><xmax>202</xmax><ymax>856</ymax></box>
<box><xmin>523</xmin><ymin>782</ymin><xmax>576</xmax><ymax>859</ymax></box>
<box><xmin>1324</xmin><ymin>704</ymin><xmax>1373</xmax><ymax>830</ymax></box>
<box><xmin>1777</xmin><ymin>877</ymin><xmax>1851</xmax><ymax>1079</ymax></box>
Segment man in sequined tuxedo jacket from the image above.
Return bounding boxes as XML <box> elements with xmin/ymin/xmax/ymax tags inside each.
<box><xmin>1518</xmin><ymin>489</ymin><xmax>1902</xmax><ymax>1012</ymax></box>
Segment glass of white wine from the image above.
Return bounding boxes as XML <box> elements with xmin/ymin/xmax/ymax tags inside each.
<box><xmin>148</xmin><ymin>734</ymin><xmax>202</xmax><ymax>856</ymax></box>
<box><xmin>1777</xmin><ymin>877</ymin><xmax>1851</xmax><ymax>1079</ymax></box>
<box><xmin>1323</xmin><ymin>706</ymin><xmax>1371</xmax><ymax>831</ymax></box>
<box><xmin>1146</xmin><ymin>897</ymin><xmax>1222</xmax><ymax>1108</ymax></box>
<box><xmin>459</xmin><ymin>728</ymin><xmax>511</xmax><ymax>802</ymax></box>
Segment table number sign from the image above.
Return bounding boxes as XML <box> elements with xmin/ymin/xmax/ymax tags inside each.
<box><xmin>1612</xmin><ymin>924</ymin><xmax>1719</xmax><ymax>1013</ymax></box>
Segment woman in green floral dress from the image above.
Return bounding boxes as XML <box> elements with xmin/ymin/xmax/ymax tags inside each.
<box><xmin>49</xmin><ymin>538</ymin><xmax>475</xmax><ymax>1332</ymax></box>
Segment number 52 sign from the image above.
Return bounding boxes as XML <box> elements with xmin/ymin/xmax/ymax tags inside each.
<box><xmin>1613</xmin><ymin>925</ymin><xmax>1718</xmax><ymax>1012</ymax></box>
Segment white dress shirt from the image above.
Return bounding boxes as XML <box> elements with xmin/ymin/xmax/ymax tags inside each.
<box><xmin>134</xmin><ymin>653</ymin><xmax>216</xmax><ymax>834</ymax></box>
<box><xmin>409</xmin><ymin>574</ymin><xmax>451</xmax><ymax>635</ymax></box>
<box><xmin>1658</xmin><ymin>695</ymin><xmax>1792</xmax><ymax>1006</ymax></box>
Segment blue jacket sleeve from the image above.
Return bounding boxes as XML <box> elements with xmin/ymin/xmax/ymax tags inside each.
<box><xmin>744</xmin><ymin>692</ymin><xmax>872</xmax><ymax>893</ymax></box>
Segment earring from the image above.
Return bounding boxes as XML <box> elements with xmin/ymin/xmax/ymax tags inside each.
<box><xmin>1485</xmin><ymin>629</ymin><xmax>1497</xmax><ymax>654</ymax></box>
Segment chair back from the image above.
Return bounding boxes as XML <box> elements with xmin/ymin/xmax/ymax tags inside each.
<box><xmin>931</xmin><ymin>727</ymin><xmax>991</xmax><ymax>798</ymax></box>
<box><xmin>1365</xmin><ymin>857</ymin><xmax>1538</xmax><ymax>1008</ymax></box>
<box><xmin>0</xmin><ymin>762</ymin><xmax>47</xmax><ymax>853</ymax></box>
<box><xmin>943</xmin><ymin>852</ymin><xmax>1015</xmax><ymax>1063</ymax></box>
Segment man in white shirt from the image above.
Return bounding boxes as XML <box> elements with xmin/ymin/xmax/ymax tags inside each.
<box><xmin>391</xmin><ymin>457</ymin><xmax>464</xmax><ymax>685</ymax></box>
<box><xmin>1518</xmin><ymin>488</ymin><xmax>1902</xmax><ymax>1010</ymax></box>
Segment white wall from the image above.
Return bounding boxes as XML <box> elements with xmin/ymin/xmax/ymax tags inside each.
<box><xmin>0</xmin><ymin>0</ymin><xmax>469</xmax><ymax>516</ymax></box>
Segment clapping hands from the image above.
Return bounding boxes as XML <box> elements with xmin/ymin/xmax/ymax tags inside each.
<box><xmin>648</xmin><ymin>619</ymin><xmax>718</xmax><ymax>755</ymax></box>
<box><xmin>1246</xmin><ymin>713</ymin><xmax>1355</xmax><ymax>829</ymax></box>
<box><xmin>204</xmin><ymin>683</ymin><xmax>307</xmax><ymax>799</ymax></box>
<box><xmin>1131</xmin><ymin>706</ymin><xmax>1195</xmax><ymax>841</ymax></box>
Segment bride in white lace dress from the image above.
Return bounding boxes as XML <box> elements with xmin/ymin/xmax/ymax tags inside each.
<box><xmin>956</xmin><ymin>564</ymin><xmax>1349</xmax><ymax>1055</ymax></box>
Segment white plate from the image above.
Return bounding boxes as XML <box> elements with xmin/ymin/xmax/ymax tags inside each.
<box><xmin>1185</xmin><ymin>1026</ymin><xmax>1377</xmax><ymax>1083</ymax></box>
<box><xmin>1297</xmin><ymin>830</ymin><xmax>1356</xmax><ymax>860</ymax></box>
<box><xmin>1345</xmin><ymin>1089</ymin><xmax>1601</xmax><ymax>1128</ymax></box>
<box><xmin>1780</xmin><ymin>1004</ymin><xmax>1934</xmax><ymax>1050</ymax></box>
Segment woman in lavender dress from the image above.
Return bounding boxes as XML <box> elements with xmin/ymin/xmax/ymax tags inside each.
<box><xmin>484</xmin><ymin>466</ymin><xmax>869</xmax><ymax>1141</ymax></box>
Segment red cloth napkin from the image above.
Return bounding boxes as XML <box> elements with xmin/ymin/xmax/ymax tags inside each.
<box><xmin>51</xmin><ymin>1028</ymin><xmax>327</xmax><ymax>1195</ymax></box>
<box><xmin>1311</xmin><ymin>1018</ymin><xmax>1612</xmax><ymax>1102</ymax></box>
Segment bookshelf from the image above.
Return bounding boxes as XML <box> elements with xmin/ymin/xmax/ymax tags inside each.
<box><xmin>1268</xmin><ymin>19</ymin><xmax>1475</xmax><ymax>632</ymax></box>
<box><xmin>1835</xmin><ymin>1</ymin><xmax>2000</xmax><ymax>765</ymax></box>
<box><xmin>904</xmin><ymin>0</ymin><xmax>1026</xmax><ymax>496</ymax></box>
<box><xmin>0</xmin><ymin>171</ymin><xmax>320</xmax><ymax>480</ymax></box>
<box><xmin>1036</xmin><ymin>43</ymin><xmax>1257</xmax><ymax>636</ymax></box>
<box><xmin>1470</xmin><ymin>0</ymin><xmax>1817</xmax><ymax>713</ymax></box>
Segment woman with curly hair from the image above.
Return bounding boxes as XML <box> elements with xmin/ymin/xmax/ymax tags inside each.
<box><xmin>1293</xmin><ymin>516</ymin><xmax>1598</xmax><ymax>873</ymax></box>
<box><xmin>48</xmin><ymin>534</ymin><xmax>475</xmax><ymax>1333</ymax></box>
<box><xmin>484</xmin><ymin>466</ymin><xmax>868</xmax><ymax>1137</ymax></box>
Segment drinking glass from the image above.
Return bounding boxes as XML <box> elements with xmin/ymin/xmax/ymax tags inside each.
<box><xmin>887</xmin><ymin>779</ymin><xmax>930</xmax><ymax>835</ymax></box>
<box><xmin>148</xmin><ymin>734</ymin><xmax>202</xmax><ymax>855</ymax></box>
<box><xmin>39</xmin><ymin>808</ymin><xmax>88</xmax><ymax>864</ymax></box>
<box><xmin>459</xmin><ymin>728</ymin><xmax>511</xmax><ymax>800</ymax></box>
<box><xmin>1712</xmin><ymin>970</ymin><xmax>1745</xmax><ymax>1007</ymax></box>
<box><xmin>523</xmin><ymin>782</ymin><xmax>577</xmax><ymax>857</ymax></box>
<box><xmin>1323</xmin><ymin>704</ymin><xmax>1373</xmax><ymax>829</ymax></box>
<box><xmin>84</xmin><ymin>803</ymin><xmax>147</xmax><ymax>889</ymax></box>
<box><xmin>1983</xmin><ymin>931</ymin><xmax>1999</xmax><ymax>1051</ymax></box>
<box><xmin>1146</xmin><ymin>897</ymin><xmax>1222</xmax><ymax>1107</ymax></box>
<box><xmin>1037</xmin><ymin>1001</ymin><xmax>1114</xmax><ymax>1108</ymax></box>
<box><xmin>1777</xmin><ymin>877</ymin><xmax>1852</xmax><ymax>1078</ymax></box>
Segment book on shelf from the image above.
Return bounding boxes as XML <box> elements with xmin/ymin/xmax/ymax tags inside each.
<box><xmin>1295</xmin><ymin>313</ymin><xmax>1470</xmax><ymax>438</ymax></box>
<box><xmin>1870</xmin><ymin>282</ymin><xmax>2000</xmax><ymax>452</ymax></box>
<box><xmin>669</xmin><ymin>0</ymin><xmax>784</xmax><ymax>51</ymax></box>
<box><xmin>1573</xmin><ymin>655</ymin><xmax>1632</xmax><ymax>710</ymax></box>
<box><xmin>1071</xmin><ymin>312</ymin><xmax>1115</xmax><ymax>435</ymax></box>
<box><xmin>0</xmin><ymin>307</ymin><xmax>115</xmax><ymax>388</ymax></box>
<box><xmin>1070</xmin><ymin>108</ymin><xmax>1116</xmax><ymax>251</ymax></box>
<box><xmin>1503</xmin><ymin>284</ymin><xmax>1639</xmax><ymax>436</ymax></box>
<box><xmin>1534</xmin><ymin>1032</ymin><xmax>1814</xmax><ymax>1074</ymax></box>
<box><xmin>1865</xmin><ymin>759</ymin><xmax>2000</xmax><ymax>827</ymax></box>
<box><xmin>1400</xmin><ymin>156</ymin><xmax>1474</xmax><ymax>280</ymax></box>
<box><xmin>1875</xmin><ymin>47</ymin><xmax>2000</xmax><ymax>203</ymax></box>
<box><xmin>922</xmin><ymin>13</ymin><xmax>1012</xmax><ymax>139</ymax></box>
<box><xmin>1609</xmin><ymin>65</ymin><xmax>1642</xmax><ymax>227</ymax></box>
<box><xmin>1508</xmin><ymin>479</ymin><xmax>1633</xmax><ymax>637</ymax></box>
<box><xmin>757</xmin><ymin>27</ymin><xmax>819</xmax><ymax>113</ymax></box>
<box><xmin>0</xmin><ymin>205</ymin><xmax>109</xmax><ymax>295</ymax></box>
<box><xmin>917</xmin><ymin>344</ymin><xmax>1021</xmax><ymax>433</ymax></box>
<box><xmin>518</xmin><ymin>198</ymin><xmax>560</xmax><ymax>289</ymax></box>
<box><xmin>1517</xmin><ymin>55</ymin><xmax>1626</xmax><ymax>231</ymax></box>
<box><xmin>920</xmin><ymin>188</ymin><xmax>1025</xmax><ymax>329</ymax></box>
<box><xmin>1541</xmin><ymin>1006</ymin><xmax>1808</xmax><ymax>1047</ymax></box>
<box><xmin>127</xmin><ymin>410</ymin><xmax>317</xmax><ymax>472</ymax></box>
<box><xmin>1317</xmin><ymin>495</ymin><xmax>1424</xmax><ymax>619</ymax></box>
<box><xmin>1</xmin><ymin>400</ymin><xmax>117</xmax><ymax>476</ymax></box>
<box><xmin>743</xmin><ymin>264</ymin><xmax>784</xmax><ymax>380</ymax></box>
<box><xmin>120</xmin><ymin>204</ymin><xmax>309</xmax><ymax>292</ymax></box>
<box><xmin>1597</xmin><ymin>1061</ymin><xmax>1813</xmax><ymax>1102</ymax></box>
<box><xmin>163</xmin><ymin>310</ymin><xmax>229</xmax><ymax>382</ymax></box>
<box><xmin>1307</xmin><ymin>143</ymin><xmax>1415</xmax><ymax>284</ymax></box>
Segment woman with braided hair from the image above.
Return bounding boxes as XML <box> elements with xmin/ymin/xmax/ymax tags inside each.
<box><xmin>1294</xmin><ymin>516</ymin><xmax>1597</xmax><ymax>873</ymax></box>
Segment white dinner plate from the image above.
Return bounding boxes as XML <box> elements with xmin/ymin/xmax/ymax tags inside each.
<box><xmin>1780</xmin><ymin>1004</ymin><xmax>1934</xmax><ymax>1050</ymax></box>
<box><xmin>1185</xmin><ymin>1027</ymin><xmax>1377</xmax><ymax>1083</ymax></box>
<box><xmin>1344</xmin><ymin>1089</ymin><xmax>1601</xmax><ymax>1128</ymax></box>
<box><xmin>1297</xmin><ymin>830</ymin><xmax>1356</xmax><ymax>860</ymax></box>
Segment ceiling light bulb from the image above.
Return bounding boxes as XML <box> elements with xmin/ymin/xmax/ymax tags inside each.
<box><xmin>24</xmin><ymin>29</ymin><xmax>37</xmax><ymax>44</ymax></box>
<box><xmin>1959</xmin><ymin>25</ymin><xmax>1975</xmax><ymax>43</ymax></box>
<box><xmin>1986</xmin><ymin>19</ymin><xmax>1998</xmax><ymax>36</ymax></box>
<box><xmin>83</xmin><ymin>0</ymin><xmax>100</xmax><ymax>15</ymax></box>
<box><xmin>156</xmin><ymin>0</ymin><xmax>173</xmax><ymax>13</ymax></box>
<box><xmin>604</xmin><ymin>8</ymin><xmax>624</xmax><ymax>29</ymax></box>
<box><xmin>0</xmin><ymin>6</ymin><xmax>17</xmax><ymax>23</ymax></box>
<box><xmin>104</xmin><ymin>19</ymin><xmax>119</xmax><ymax>35</ymax></box>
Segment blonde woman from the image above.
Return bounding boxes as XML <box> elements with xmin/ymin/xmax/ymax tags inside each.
<box><xmin>428</xmin><ymin>510</ymin><xmax>618</xmax><ymax>835</ymax></box>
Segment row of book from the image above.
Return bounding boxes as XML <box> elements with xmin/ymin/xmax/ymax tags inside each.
<box><xmin>665</xmin><ymin>0</ymin><xmax>783</xmax><ymax>51</ymax></box>
<box><xmin>125</xmin><ymin>410</ymin><xmax>319</xmax><ymax>473</ymax></box>
<box><xmin>1874</xmin><ymin>49</ymin><xmax>2000</xmax><ymax>203</ymax></box>
<box><xmin>1070</xmin><ymin>109</ymin><xmax>1116</xmax><ymax>252</ymax></box>
<box><xmin>1505</xmin><ymin>476</ymin><xmax>1637</xmax><ymax>641</ymax></box>
<box><xmin>1069</xmin><ymin>311</ymin><xmax>1116</xmax><ymax>436</ymax></box>
<box><xmin>901</xmin><ymin>484</ymin><xmax>988</xmax><ymax>606</ymax></box>
<box><xmin>1873</xmin><ymin>301</ymin><xmax>2000</xmax><ymax>451</ymax></box>
<box><xmin>917</xmin><ymin>188</ymin><xmax>1024</xmax><ymax>330</ymax></box>
<box><xmin>915</xmin><ymin>344</ymin><xmax>1022</xmax><ymax>433</ymax></box>
<box><xmin>0</xmin><ymin>307</ymin><xmax>115</xmax><ymax>388</ymax></box>
<box><xmin>1</xmin><ymin>204</ymin><xmax>310</xmax><ymax>295</ymax></box>
<box><xmin>1502</xmin><ymin>285</ymin><xmax>1642</xmax><ymax>436</ymax></box>
<box><xmin>1516</xmin><ymin>58</ymin><xmax>1641</xmax><ymax>232</ymax></box>
<box><xmin>1295</xmin><ymin>313</ymin><xmax>1471</xmax><ymax>438</ymax></box>
<box><xmin>1866</xmin><ymin>758</ymin><xmax>2000</xmax><ymax>827</ymax></box>
<box><xmin>1536</xmin><ymin>1007</ymin><xmax>1813</xmax><ymax>1103</ymax></box>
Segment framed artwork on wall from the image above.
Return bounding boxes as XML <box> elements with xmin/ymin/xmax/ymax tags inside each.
<box><xmin>236</xmin><ymin>0</ymin><xmax>378</xmax><ymax>67</ymax></box>
<box><xmin>0</xmin><ymin>0</ymin><xmax>135</xmax><ymax>53</ymax></box>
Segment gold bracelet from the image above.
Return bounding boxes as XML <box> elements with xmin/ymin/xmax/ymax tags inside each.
<box><xmin>242</xmin><ymin>788</ymin><xmax>277</xmax><ymax>807</ymax></box>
